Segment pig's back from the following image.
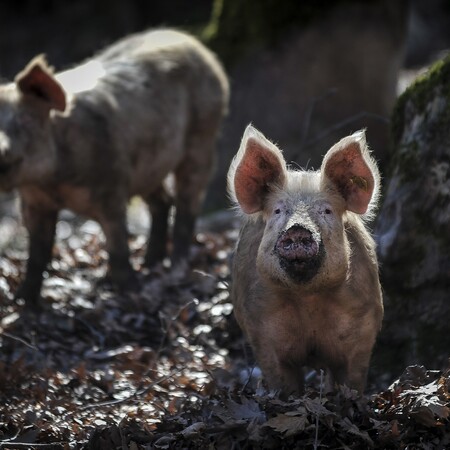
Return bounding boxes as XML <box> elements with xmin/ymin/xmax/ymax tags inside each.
<box><xmin>54</xmin><ymin>29</ymin><xmax>228</xmax><ymax>196</ymax></box>
<box><xmin>99</xmin><ymin>29</ymin><xmax>210</xmax><ymax>63</ymax></box>
<box><xmin>97</xmin><ymin>29</ymin><xmax>228</xmax><ymax>114</ymax></box>
<box><xmin>57</xmin><ymin>28</ymin><xmax>227</xmax><ymax>130</ymax></box>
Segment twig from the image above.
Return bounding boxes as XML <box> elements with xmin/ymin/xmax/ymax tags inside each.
<box><xmin>298</xmin><ymin>88</ymin><xmax>338</xmax><ymax>153</ymax></box>
<box><xmin>303</xmin><ymin>111</ymin><xmax>389</xmax><ymax>151</ymax></box>
<box><xmin>73</xmin><ymin>316</ymin><xmax>105</xmax><ymax>349</ymax></box>
<box><xmin>1</xmin><ymin>331</ymin><xmax>40</xmax><ymax>352</ymax></box>
<box><xmin>155</xmin><ymin>298</ymin><xmax>198</xmax><ymax>358</ymax></box>
<box><xmin>76</xmin><ymin>367</ymin><xmax>184</xmax><ymax>412</ymax></box>
<box><xmin>241</xmin><ymin>364</ymin><xmax>256</xmax><ymax>394</ymax></box>
<box><xmin>313</xmin><ymin>369</ymin><xmax>324</xmax><ymax>450</ymax></box>
<box><xmin>0</xmin><ymin>443</ymin><xmax>63</xmax><ymax>449</ymax></box>
<box><xmin>240</xmin><ymin>340</ymin><xmax>258</xmax><ymax>393</ymax></box>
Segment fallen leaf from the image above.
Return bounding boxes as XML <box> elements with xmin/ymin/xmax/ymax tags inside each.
<box><xmin>264</xmin><ymin>413</ymin><xmax>308</xmax><ymax>437</ymax></box>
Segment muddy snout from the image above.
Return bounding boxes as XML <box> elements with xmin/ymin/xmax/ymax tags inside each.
<box><xmin>275</xmin><ymin>225</ymin><xmax>319</xmax><ymax>260</ymax></box>
<box><xmin>275</xmin><ymin>225</ymin><xmax>324</xmax><ymax>282</ymax></box>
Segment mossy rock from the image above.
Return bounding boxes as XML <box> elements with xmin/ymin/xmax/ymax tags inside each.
<box><xmin>391</xmin><ymin>54</ymin><xmax>450</xmax><ymax>147</ymax></box>
<box><xmin>373</xmin><ymin>55</ymin><xmax>450</xmax><ymax>379</ymax></box>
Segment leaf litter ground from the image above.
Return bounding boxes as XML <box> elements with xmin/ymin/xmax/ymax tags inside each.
<box><xmin>0</xmin><ymin>213</ymin><xmax>449</xmax><ymax>449</ymax></box>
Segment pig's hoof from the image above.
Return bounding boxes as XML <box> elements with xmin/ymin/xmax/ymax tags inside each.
<box><xmin>143</xmin><ymin>248</ymin><xmax>168</xmax><ymax>269</ymax></box>
<box><xmin>95</xmin><ymin>274</ymin><xmax>115</xmax><ymax>290</ymax></box>
<box><xmin>169</xmin><ymin>259</ymin><xmax>189</xmax><ymax>282</ymax></box>
<box><xmin>118</xmin><ymin>277</ymin><xmax>141</xmax><ymax>294</ymax></box>
<box><xmin>116</xmin><ymin>271</ymin><xmax>142</xmax><ymax>294</ymax></box>
<box><xmin>15</xmin><ymin>285</ymin><xmax>42</xmax><ymax>310</ymax></box>
<box><xmin>97</xmin><ymin>271</ymin><xmax>141</xmax><ymax>294</ymax></box>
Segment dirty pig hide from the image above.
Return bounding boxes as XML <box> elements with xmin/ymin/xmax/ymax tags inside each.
<box><xmin>0</xmin><ymin>29</ymin><xmax>229</xmax><ymax>305</ymax></box>
<box><xmin>228</xmin><ymin>125</ymin><xmax>383</xmax><ymax>394</ymax></box>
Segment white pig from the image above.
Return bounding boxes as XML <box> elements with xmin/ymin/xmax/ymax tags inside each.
<box><xmin>228</xmin><ymin>125</ymin><xmax>383</xmax><ymax>394</ymax></box>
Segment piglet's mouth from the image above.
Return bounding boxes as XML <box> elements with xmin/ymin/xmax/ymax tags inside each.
<box><xmin>275</xmin><ymin>225</ymin><xmax>324</xmax><ymax>283</ymax></box>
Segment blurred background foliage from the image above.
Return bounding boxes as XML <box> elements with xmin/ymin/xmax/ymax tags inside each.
<box><xmin>0</xmin><ymin>0</ymin><xmax>448</xmax><ymax>76</ymax></box>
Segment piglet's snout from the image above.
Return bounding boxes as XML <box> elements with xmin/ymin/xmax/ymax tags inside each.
<box><xmin>275</xmin><ymin>225</ymin><xmax>319</xmax><ymax>260</ymax></box>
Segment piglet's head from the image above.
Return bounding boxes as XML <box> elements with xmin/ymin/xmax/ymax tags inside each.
<box><xmin>0</xmin><ymin>56</ymin><xmax>66</xmax><ymax>191</ymax></box>
<box><xmin>228</xmin><ymin>125</ymin><xmax>380</xmax><ymax>290</ymax></box>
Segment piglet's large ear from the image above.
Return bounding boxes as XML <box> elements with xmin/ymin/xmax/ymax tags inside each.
<box><xmin>228</xmin><ymin>125</ymin><xmax>287</xmax><ymax>214</ymax></box>
<box><xmin>15</xmin><ymin>55</ymin><xmax>66</xmax><ymax>112</ymax></box>
<box><xmin>320</xmin><ymin>130</ymin><xmax>380</xmax><ymax>215</ymax></box>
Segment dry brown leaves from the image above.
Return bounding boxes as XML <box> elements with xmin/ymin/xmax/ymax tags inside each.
<box><xmin>0</xmin><ymin>217</ymin><xmax>449</xmax><ymax>449</ymax></box>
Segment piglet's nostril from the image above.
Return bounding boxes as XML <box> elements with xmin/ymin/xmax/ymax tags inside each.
<box><xmin>283</xmin><ymin>238</ymin><xmax>294</xmax><ymax>249</ymax></box>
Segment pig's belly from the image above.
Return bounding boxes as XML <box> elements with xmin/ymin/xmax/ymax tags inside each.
<box><xmin>129</xmin><ymin>147</ymin><xmax>183</xmax><ymax>197</ymax></box>
<box><xmin>57</xmin><ymin>185</ymin><xmax>101</xmax><ymax>218</ymax></box>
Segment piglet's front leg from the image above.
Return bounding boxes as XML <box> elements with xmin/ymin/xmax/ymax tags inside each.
<box><xmin>97</xmin><ymin>205</ymin><xmax>138</xmax><ymax>293</ymax></box>
<box><xmin>16</xmin><ymin>203</ymin><xmax>57</xmax><ymax>307</ymax></box>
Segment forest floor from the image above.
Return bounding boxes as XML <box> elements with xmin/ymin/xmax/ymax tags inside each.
<box><xmin>0</xmin><ymin>205</ymin><xmax>449</xmax><ymax>449</ymax></box>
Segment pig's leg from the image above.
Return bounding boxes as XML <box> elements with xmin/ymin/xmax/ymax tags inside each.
<box><xmin>172</xmin><ymin>131</ymin><xmax>216</xmax><ymax>265</ymax></box>
<box><xmin>97</xmin><ymin>205</ymin><xmax>137</xmax><ymax>291</ymax></box>
<box><xmin>16</xmin><ymin>204</ymin><xmax>57</xmax><ymax>306</ymax></box>
<box><xmin>144</xmin><ymin>185</ymin><xmax>172</xmax><ymax>267</ymax></box>
<box><xmin>329</xmin><ymin>351</ymin><xmax>371</xmax><ymax>393</ymax></box>
<box><xmin>268</xmin><ymin>362</ymin><xmax>305</xmax><ymax>397</ymax></box>
<box><xmin>345</xmin><ymin>350</ymin><xmax>372</xmax><ymax>393</ymax></box>
<box><xmin>255</xmin><ymin>342</ymin><xmax>305</xmax><ymax>395</ymax></box>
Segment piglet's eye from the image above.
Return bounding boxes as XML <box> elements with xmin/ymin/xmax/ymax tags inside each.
<box><xmin>275</xmin><ymin>208</ymin><xmax>281</xmax><ymax>214</ymax></box>
<box><xmin>325</xmin><ymin>208</ymin><xmax>332</xmax><ymax>215</ymax></box>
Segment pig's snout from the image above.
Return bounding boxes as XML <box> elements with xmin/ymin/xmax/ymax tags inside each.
<box><xmin>276</xmin><ymin>226</ymin><xmax>319</xmax><ymax>260</ymax></box>
<box><xmin>275</xmin><ymin>225</ymin><xmax>324</xmax><ymax>283</ymax></box>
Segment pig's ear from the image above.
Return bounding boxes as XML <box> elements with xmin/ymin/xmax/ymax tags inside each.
<box><xmin>320</xmin><ymin>130</ymin><xmax>380</xmax><ymax>215</ymax></box>
<box><xmin>228</xmin><ymin>125</ymin><xmax>287</xmax><ymax>214</ymax></box>
<box><xmin>15</xmin><ymin>55</ymin><xmax>66</xmax><ymax>112</ymax></box>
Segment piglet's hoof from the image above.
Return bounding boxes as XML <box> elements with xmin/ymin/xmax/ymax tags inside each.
<box><xmin>168</xmin><ymin>259</ymin><xmax>189</xmax><ymax>284</ymax></box>
<box><xmin>15</xmin><ymin>284</ymin><xmax>43</xmax><ymax>311</ymax></box>
<box><xmin>97</xmin><ymin>270</ymin><xmax>141</xmax><ymax>294</ymax></box>
<box><xmin>118</xmin><ymin>272</ymin><xmax>142</xmax><ymax>294</ymax></box>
